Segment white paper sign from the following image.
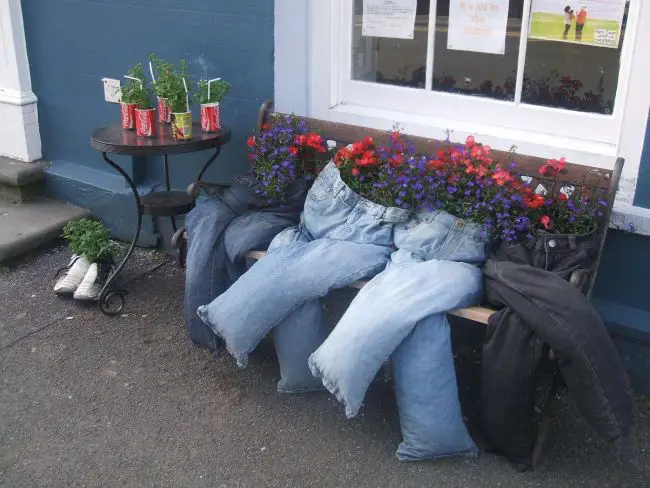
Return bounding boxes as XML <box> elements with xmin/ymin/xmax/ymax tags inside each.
<box><xmin>448</xmin><ymin>0</ymin><xmax>510</xmax><ymax>55</ymax></box>
<box><xmin>362</xmin><ymin>0</ymin><xmax>418</xmax><ymax>40</ymax></box>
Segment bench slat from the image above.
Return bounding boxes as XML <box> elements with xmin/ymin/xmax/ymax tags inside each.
<box><xmin>245</xmin><ymin>250</ymin><xmax>495</xmax><ymax>324</ymax></box>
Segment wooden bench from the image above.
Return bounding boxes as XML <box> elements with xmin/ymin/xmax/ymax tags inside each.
<box><xmin>179</xmin><ymin>100</ymin><xmax>624</xmax><ymax>469</ymax></box>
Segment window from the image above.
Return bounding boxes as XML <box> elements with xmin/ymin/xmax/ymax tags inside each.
<box><xmin>275</xmin><ymin>0</ymin><xmax>649</xmax><ymax>209</ymax></box>
<box><xmin>337</xmin><ymin>0</ymin><xmax>637</xmax><ymax>145</ymax></box>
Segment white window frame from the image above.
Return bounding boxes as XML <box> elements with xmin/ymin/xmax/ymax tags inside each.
<box><xmin>275</xmin><ymin>0</ymin><xmax>650</xmax><ymax>232</ymax></box>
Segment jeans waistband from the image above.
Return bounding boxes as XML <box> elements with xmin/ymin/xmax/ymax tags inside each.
<box><xmin>320</xmin><ymin>161</ymin><xmax>411</xmax><ymax>223</ymax></box>
<box><xmin>412</xmin><ymin>208</ymin><xmax>489</xmax><ymax>241</ymax></box>
<box><xmin>528</xmin><ymin>230</ymin><xmax>598</xmax><ymax>253</ymax></box>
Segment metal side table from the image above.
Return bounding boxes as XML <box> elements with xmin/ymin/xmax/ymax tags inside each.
<box><xmin>90</xmin><ymin>122</ymin><xmax>231</xmax><ymax>315</ymax></box>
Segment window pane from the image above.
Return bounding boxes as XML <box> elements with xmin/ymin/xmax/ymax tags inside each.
<box><xmin>352</xmin><ymin>0</ymin><xmax>430</xmax><ymax>88</ymax></box>
<box><xmin>430</xmin><ymin>0</ymin><xmax>524</xmax><ymax>101</ymax></box>
<box><xmin>522</xmin><ymin>1</ymin><xmax>630</xmax><ymax>114</ymax></box>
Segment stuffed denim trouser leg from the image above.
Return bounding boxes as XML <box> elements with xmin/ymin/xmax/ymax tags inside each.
<box><xmin>309</xmin><ymin>209</ymin><xmax>487</xmax><ymax>460</ymax></box>
<box><xmin>309</xmin><ymin>251</ymin><xmax>484</xmax><ymax>418</ymax></box>
<box><xmin>184</xmin><ymin>181</ymin><xmax>305</xmax><ymax>353</ymax></box>
<box><xmin>197</xmin><ymin>162</ymin><xmax>409</xmax><ymax>368</ymax></box>
<box><xmin>197</xmin><ymin>238</ymin><xmax>391</xmax><ymax>368</ymax></box>
<box><xmin>392</xmin><ymin>314</ymin><xmax>478</xmax><ymax>461</ymax></box>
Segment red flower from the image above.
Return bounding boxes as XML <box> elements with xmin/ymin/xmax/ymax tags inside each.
<box><xmin>475</xmin><ymin>166</ymin><xmax>488</xmax><ymax>178</ymax></box>
<box><xmin>390</xmin><ymin>132</ymin><xmax>400</xmax><ymax>142</ymax></box>
<box><xmin>540</xmin><ymin>215</ymin><xmax>552</xmax><ymax>230</ymax></box>
<box><xmin>363</xmin><ymin>136</ymin><xmax>374</xmax><ymax>147</ymax></box>
<box><xmin>246</xmin><ymin>136</ymin><xmax>256</xmax><ymax>148</ymax></box>
<box><xmin>538</xmin><ymin>157</ymin><xmax>567</xmax><ymax>177</ymax></box>
<box><xmin>307</xmin><ymin>133</ymin><xmax>326</xmax><ymax>152</ymax></box>
<box><xmin>358</xmin><ymin>150</ymin><xmax>377</xmax><ymax>167</ymax></box>
<box><xmin>492</xmin><ymin>168</ymin><xmax>513</xmax><ymax>186</ymax></box>
<box><xmin>295</xmin><ymin>134</ymin><xmax>308</xmax><ymax>146</ymax></box>
<box><xmin>288</xmin><ymin>146</ymin><xmax>299</xmax><ymax>156</ymax></box>
<box><xmin>262</xmin><ymin>124</ymin><xmax>270</xmax><ymax>131</ymax></box>
<box><xmin>558</xmin><ymin>193</ymin><xmax>568</xmax><ymax>201</ymax></box>
<box><xmin>465</xmin><ymin>135</ymin><xmax>475</xmax><ymax>147</ymax></box>
<box><xmin>524</xmin><ymin>194</ymin><xmax>546</xmax><ymax>209</ymax></box>
<box><xmin>427</xmin><ymin>159</ymin><xmax>444</xmax><ymax>171</ymax></box>
<box><xmin>351</xmin><ymin>167</ymin><xmax>360</xmax><ymax>176</ymax></box>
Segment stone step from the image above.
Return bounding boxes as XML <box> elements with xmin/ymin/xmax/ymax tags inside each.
<box><xmin>0</xmin><ymin>157</ymin><xmax>49</xmax><ymax>202</ymax></box>
<box><xmin>0</xmin><ymin>198</ymin><xmax>92</xmax><ymax>262</ymax></box>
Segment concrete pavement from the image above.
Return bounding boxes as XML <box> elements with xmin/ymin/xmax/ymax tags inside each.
<box><xmin>1</xmin><ymin>244</ymin><xmax>649</xmax><ymax>487</ymax></box>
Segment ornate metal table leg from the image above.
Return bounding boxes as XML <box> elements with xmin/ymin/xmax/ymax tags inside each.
<box><xmin>98</xmin><ymin>152</ymin><xmax>143</xmax><ymax>315</ymax></box>
<box><xmin>163</xmin><ymin>154</ymin><xmax>177</xmax><ymax>232</ymax></box>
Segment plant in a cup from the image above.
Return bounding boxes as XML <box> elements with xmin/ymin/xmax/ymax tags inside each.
<box><xmin>149</xmin><ymin>54</ymin><xmax>177</xmax><ymax>124</ymax></box>
<box><xmin>196</xmin><ymin>78</ymin><xmax>231</xmax><ymax>132</ymax></box>
<box><xmin>120</xmin><ymin>64</ymin><xmax>149</xmax><ymax>130</ymax></box>
<box><xmin>167</xmin><ymin>61</ymin><xmax>192</xmax><ymax>141</ymax></box>
<box><xmin>123</xmin><ymin>64</ymin><xmax>156</xmax><ymax>138</ymax></box>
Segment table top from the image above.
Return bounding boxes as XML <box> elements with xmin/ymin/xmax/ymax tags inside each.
<box><xmin>90</xmin><ymin>123</ymin><xmax>231</xmax><ymax>156</ymax></box>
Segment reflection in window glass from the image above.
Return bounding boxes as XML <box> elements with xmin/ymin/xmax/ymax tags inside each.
<box><xmin>431</xmin><ymin>0</ymin><xmax>524</xmax><ymax>101</ymax></box>
<box><xmin>352</xmin><ymin>0</ymin><xmax>429</xmax><ymax>88</ymax></box>
<box><xmin>522</xmin><ymin>1</ymin><xmax>630</xmax><ymax>114</ymax></box>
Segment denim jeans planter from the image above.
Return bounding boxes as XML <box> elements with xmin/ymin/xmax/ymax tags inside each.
<box><xmin>481</xmin><ymin>230</ymin><xmax>632</xmax><ymax>467</ymax></box>
<box><xmin>196</xmin><ymin>161</ymin><xmax>410</xmax><ymax>368</ymax></box>
<box><xmin>184</xmin><ymin>175</ymin><xmax>309</xmax><ymax>353</ymax></box>
<box><xmin>309</xmin><ymin>209</ymin><xmax>487</xmax><ymax>460</ymax></box>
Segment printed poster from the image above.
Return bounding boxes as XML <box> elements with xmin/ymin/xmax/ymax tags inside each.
<box><xmin>447</xmin><ymin>0</ymin><xmax>511</xmax><ymax>55</ymax></box>
<box><xmin>528</xmin><ymin>0</ymin><xmax>627</xmax><ymax>48</ymax></box>
<box><xmin>362</xmin><ymin>0</ymin><xmax>418</xmax><ymax>39</ymax></box>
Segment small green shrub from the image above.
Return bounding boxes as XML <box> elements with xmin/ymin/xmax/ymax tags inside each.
<box><xmin>62</xmin><ymin>218</ymin><xmax>120</xmax><ymax>263</ymax></box>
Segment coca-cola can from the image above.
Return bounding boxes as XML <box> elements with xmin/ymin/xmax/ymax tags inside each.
<box><xmin>200</xmin><ymin>102</ymin><xmax>221</xmax><ymax>132</ymax></box>
<box><xmin>171</xmin><ymin>112</ymin><xmax>193</xmax><ymax>141</ymax></box>
<box><xmin>158</xmin><ymin>97</ymin><xmax>171</xmax><ymax>124</ymax></box>
<box><xmin>135</xmin><ymin>108</ymin><xmax>157</xmax><ymax>137</ymax></box>
<box><xmin>121</xmin><ymin>103</ymin><xmax>137</xmax><ymax>130</ymax></box>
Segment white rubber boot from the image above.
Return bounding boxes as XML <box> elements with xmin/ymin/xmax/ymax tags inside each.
<box><xmin>53</xmin><ymin>255</ymin><xmax>91</xmax><ymax>296</ymax></box>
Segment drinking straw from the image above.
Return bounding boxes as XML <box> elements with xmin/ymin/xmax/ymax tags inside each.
<box><xmin>182</xmin><ymin>77</ymin><xmax>189</xmax><ymax>112</ymax></box>
<box><xmin>124</xmin><ymin>75</ymin><xmax>143</xmax><ymax>90</ymax></box>
<box><xmin>207</xmin><ymin>78</ymin><xmax>221</xmax><ymax>101</ymax></box>
<box><xmin>149</xmin><ymin>62</ymin><xmax>156</xmax><ymax>85</ymax></box>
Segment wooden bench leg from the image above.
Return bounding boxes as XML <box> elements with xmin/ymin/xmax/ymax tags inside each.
<box><xmin>531</xmin><ymin>373</ymin><xmax>562</xmax><ymax>468</ymax></box>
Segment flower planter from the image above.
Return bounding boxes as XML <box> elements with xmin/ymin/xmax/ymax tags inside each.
<box><xmin>120</xmin><ymin>103</ymin><xmax>138</xmax><ymax>130</ymax></box>
<box><xmin>157</xmin><ymin>97</ymin><xmax>172</xmax><ymax>124</ymax></box>
<box><xmin>200</xmin><ymin>102</ymin><xmax>221</xmax><ymax>132</ymax></box>
<box><xmin>135</xmin><ymin>108</ymin><xmax>157</xmax><ymax>137</ymax></box>
<box><xmin>171</xmin><ymin>112</ymin><xmax>193</xmax><ymax>140</ymax></box>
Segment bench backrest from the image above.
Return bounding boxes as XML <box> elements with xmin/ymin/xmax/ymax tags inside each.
<box><xmin>256</xmin><ymin>101</ymin><xmax>624</xmax><ymax>299</ymax></box>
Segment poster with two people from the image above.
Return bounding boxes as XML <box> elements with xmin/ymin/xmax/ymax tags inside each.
<box><xmin>529</xmin><ymin>0</ymin><xmax>629</xmax><ymax>48</ymax></box>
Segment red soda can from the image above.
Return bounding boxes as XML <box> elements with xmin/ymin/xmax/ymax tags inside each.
<box><xmin>135</xmin><ymin>108</ymin><xmax>157</xmax><ymax>137</ymax></box>
<box><xmin>121</xmin><ymin>103</ymin><xmax>137</xmax><ymax>130</ymax></box>
<box><xmin>200</xmin><ymin>103</ymin><xmax>221</xmax><ymax>132</ymax></box>
<box><xmin>158</xmin><ymin>97</ymin><xmax>171</xmax><ymax>124</ymax></box>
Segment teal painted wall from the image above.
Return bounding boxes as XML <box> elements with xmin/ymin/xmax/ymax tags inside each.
<box><xmin>21</xmin><ymin>0</ymin><xmax>274</xmax><ymax>243</ymax></box>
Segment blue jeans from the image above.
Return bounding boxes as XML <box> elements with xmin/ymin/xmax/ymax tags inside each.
<box><xmin>196</xmin><ymin>162</ymin><xmax>410</xmax><ymax>368</ymax></box>
<box><xmin>184</xmin><ymin>178</ymin><xmax>308</xmax><ymax>353</ymax></box>
<box><xmin>309</xmin><ymin>209</ymin><xmax>487</xmax><ymax>460</ymax></box>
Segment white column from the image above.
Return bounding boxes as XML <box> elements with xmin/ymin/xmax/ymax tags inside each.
<box><xmin>0</xmin><ymin>0</ymin><xmax>41</xmax><ymax>162</ymax></box>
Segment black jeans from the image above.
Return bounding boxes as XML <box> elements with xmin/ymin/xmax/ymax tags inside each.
<box><xmin>481</xmin><ymin>232</ymin><xmax>633</xmax><ymax>467</ymax></box>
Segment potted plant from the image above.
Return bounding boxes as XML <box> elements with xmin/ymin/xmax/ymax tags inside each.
<box><xmin>55</xmin><ymin>218</ymin><xmax>120</xmax><ymax>301</ymax></box>
<box><xmin>149</xmin><ymin>54</ymin><xmax>176</xmax><ymax>124</ymax></box>
<box><xmin>168</xmin><ymin>60</ymin><xmax>192</xmax><ymax>140</ymax></box>
<box><xmin>197</xmin><ymin>78</ymin><xmax>230</xmax><ymax>132</ymax></box>
<box><xmin>120</xmin><ymin>64</ymin><xmax>146</xmax><ymax>130</ymax></box>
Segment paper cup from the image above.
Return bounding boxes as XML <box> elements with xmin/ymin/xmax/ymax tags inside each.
<box><xmin>200</xmin><ymin>102</ymin><xmax>221</xmax><ymax>132</ymax></box>
<box><xmin>171</xmin><ymin>112</ymin><xmax>192</xmax><ymax>140</ymax></box>
<box><xmin>158</xmin><ymin>97</ymin><xmax>171</xmax><ymax>124</ymax></box>
<box><xmin>121</xmin><ymin>103</ymin><xmax>137</xmax><ymax>130</ymax></box>
<box><xmin>135</xmin><ymin>108</ymin><xmax>157</xmax><ymax>137</ymax></box>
